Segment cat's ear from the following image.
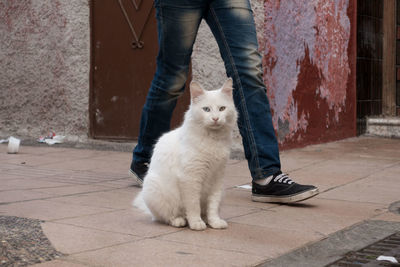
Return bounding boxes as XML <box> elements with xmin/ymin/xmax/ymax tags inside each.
<box><xmin>221</xmin><ymin>78</ymin><xmax>234</xmax><ymax>97</ymax></box>
<box><xmin>190</xmin><ymin>81</ymin><xmax>205</xmax><ymax>102</ymax></box>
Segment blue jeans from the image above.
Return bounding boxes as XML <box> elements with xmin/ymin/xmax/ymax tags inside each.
<box><xmin>132</xmin><ymin>0</ymin><xmax>281</xmax><ymax>180</ymax></box>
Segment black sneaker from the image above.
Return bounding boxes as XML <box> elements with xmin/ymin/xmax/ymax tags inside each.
<box><xmin>252</xmin><ymin>172</ymin><xmax>319</xmax><ymax>203</ymax></box>
<box><xmin>129</xmin><ymin>162</ymin><xmax>149</xmax><ymax>187</ymax></box>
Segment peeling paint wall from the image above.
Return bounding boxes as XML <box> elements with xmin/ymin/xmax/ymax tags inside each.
<box><xmin>263</xmin><ymin>0</ymin><xmax>356</xmax><ymax>148</ymax></box>
<box><xmin>0</xmin><ymin>0</ymin><xmax>90</xmax><ymax>141</ymax></box>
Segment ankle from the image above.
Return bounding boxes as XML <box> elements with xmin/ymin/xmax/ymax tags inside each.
<box><xmin>254</xmin><ymin>175</ymin><xmax>273</xmax><ymax>186</ymax></box>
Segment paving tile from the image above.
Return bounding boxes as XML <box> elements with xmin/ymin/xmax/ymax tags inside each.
<box><xmin>31</xmin><ymin>184</ymin><xmax>114</xmax><ymax>196</ymax></box>
<box><xmin>50</xmin><ymin>188</ymin><xmax>138</xmax><ymax>209</ymax></box>
<box><xmin>31</xmin><ymin>259</ymin><xmax>87</xmax><ymax>267</ymax></box>
<box><xmin>55</xmin><ymin>209</ymin><xmax>180</xmax><ymax>238</ymax></box>
<box><xmin>224</xmin><ymin>160</ymin><xmax>252</xmax><ymax>179</ymax></box>
<box><xmin>229</xmin><ymin>198</ymin><xmax>385</xmax><ymax>236</ymax></box>
<box><xmin>158</xmin><ymin>222</ymin><xmax>322</xmax><ymax>258</ymax></box>
<box><xmin>286</xmin><ymin>144</ymin><xmax>354</xmax><ymax>157</ymax></box>
<box><xmin>42</xmin><ymin>222</ymin><xmax>140</xmax><ymax>254</ymax></box>
<box><xmin>287</xmin><ymin>158</ymin><xmax>393</xmax><ymax>192</ymax></box>
<box><xmin>379</xmin><ymin>163</ymin><xmax>400</xmax><ymax>175</ymax></box>
<box><xmin>1</xmin><ymin>146</ymin><xmax>107</xmax><ymax>166</ymax></box>
<box><xmin>71</xmin><ymin>238</ymin><xmax>264</xmax><ymax>267</ymax></box>
<box><xmin>37</xmin><ymin>170</ymin><xmax>129</xmax><ymax>185</ymax></box>
<box><xmin>40</xmin><ymin>158</ymin><xmax>130</xmax><ymax>175</ymax></box>
<box><xmin>0</xmin><ymin>178</ymin><xmax>73</xmax><ymax>191</ymax></box>
<box><xmin>0</xmin><ymin>163</ymin><xmax>24</xmax><ymax>173</ymax></box>
<box><xmin>295</xmin><ymin>137</ymin><xmax>398</xmax><ymax>157</ymax></box>
<box><xmin>0</xmin><ymin>152</ymin><xmax>22</xmax><ymax>162</ymax></box>
<box><xmin>10</xmin><ymin>145</ymin><xmax>69</xmax><ymax>155</ymax></box>
<box><xmin>95</xmin><ymin>178</ymin><xmax>136</xmax><ymax>188</ymax></box>
<box><xmin>368</xmin><ymin>148</ymin><xmax>400</xmax><ymax>159</ymax></box>
<box><xmin>320</xmin><ymin>169</ymin><xmax>400</xmax><ymax>204</ymax></box>
<box><xmin>219</xmin><ymin>203</ymin><xmax>262</xmax><ymax>220</ymax></box>
<box><xmin>1</xmin><ymin>166</ymin><xmax>72</xmax><ymax>179</ymax></box>
<box><xmin>88</xmin><ymin>158</ymin><xmax>132</xmax><ymax>174</ymax></box>
<box><xmin>38</xmin><ymin>159</ymin><xmax>98</xmax><ymax>172</ymax></box>
<box><xmin>0</xmin><ymin>173</ymin><xmax>31</xmax><ymax>181</ymax></box>
<box><xmin>48</xmin><ymin>148</ymin><xmax>109</xmax><ymax>157</ymax></box>
<box><xmin>0</xmin><ymin>189</ymin><xmax>56</xmax><ymax>204</ymax></box>
<box><xmin>327</xmin><ymin>153</ymin><xmax>399</xmax><ymax>168</ymax></box>
<box><xmin>222</xmin><ymin>188</ymin><xmax>277</xmax><ymax>210</ymax></box>
<box><xmin>221</xmin><ymin>188</ymin><xmax>276</xmax><ymax>209</ymax></box>
<box><xmin>90</xmin><ymin>151</ymin><xmax>132</xmax><ymax>162</ymax></box>
<box><xmin>0</xmin><ymin>144</ymin><xmax>7</xmax><ymax>152</ymax></box>
<box><xmin>1</xmin><ymin>153</ymin><xmax>74</xmax><ymax>167</ymax></box>
<box><xmin>223</xmin><ymin>173</ymin><xmax>251</xmax><ymax>189</ymax></box>
<box><xmin>279</xmin><ymin>153</ymin><xmax>327</xmax><ymax>172</ymax></box>
<box><xmin>1</xmin><ymin>137</ymin><xmax>399</xmax><ymax>267</ymax></box>
<box><xmin>371</xmin><ymin>212</ymin><xmax>400</xmax><ymax>222</ymax></box>
<box><xmin>0</xmin><ymin>199</ymin><xmax>112</xmax><ymax>221</ymax></box>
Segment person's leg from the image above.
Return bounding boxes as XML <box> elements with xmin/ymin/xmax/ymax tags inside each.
<box><xmin>204</xmin><ymin>0</ymin><xmax>280</xmax><ymax>180</ymax></box>
<box><xmin>205</xmin><ymin>0</ymin><xmax>318</xmax><ymax>202</ymax></box>
<box><xmin>131</xmin><ymin>0</ymin><xmax>206</xmax><ymax>171</ymax></box>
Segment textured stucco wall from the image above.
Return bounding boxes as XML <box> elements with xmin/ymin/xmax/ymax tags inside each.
<box><xmin>192</xmin><ymin>0</ymin><xmax>356</xmax><ymax>150</ymax></box>
<box><xmin>0</xmin><ymin>0</ymin><xmax>90</xmax><ymax>141</ymax></box>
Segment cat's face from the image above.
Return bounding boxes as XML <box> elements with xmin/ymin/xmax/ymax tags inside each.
<box><xmin>189</xmin><ymin>79</ymin><xmax>237</xmax><ymax>130</ymax></box>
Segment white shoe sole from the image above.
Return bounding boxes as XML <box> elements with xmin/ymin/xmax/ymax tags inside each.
<box><xmin>252</xmin><ymin>188</ymin><xmax>319</xmax><ymax>203</ymax></box>
<box><xmin>129</xmin><ymin>169</ymin><xmax>143</xmax><ymax>187</ymax></box>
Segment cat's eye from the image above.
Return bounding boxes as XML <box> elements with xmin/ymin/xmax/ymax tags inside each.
<box><xmin>219</xmin><ymin>106</ymin><xmax>226</xmax><ymax>111</ymax></box>
<box><xmin>202</xmin><ymin>107</ymin><xmax>211</xmax><ymax>112</ymax></box>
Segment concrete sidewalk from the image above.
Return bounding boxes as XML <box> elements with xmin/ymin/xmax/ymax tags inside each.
<box><xmin>0</xmin><ymin>136</ymin><xmax>399</xmax><ymax>266</ymax></box>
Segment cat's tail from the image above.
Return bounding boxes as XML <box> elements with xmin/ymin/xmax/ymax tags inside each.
<box><xmin>132</xmin><ymin>191</ymin><xmax>151</xmax><ymax>215</ymax></box>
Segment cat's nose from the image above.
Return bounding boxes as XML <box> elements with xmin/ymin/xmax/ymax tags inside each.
<box><xmin>212</xmin><ymin>117</ymin><xmax>219</xmax><ymax>122</ymax></box>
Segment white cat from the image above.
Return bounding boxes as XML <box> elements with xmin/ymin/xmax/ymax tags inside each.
<box><xmin>133</xmin><ymin>78</ymin><xmax>238</xmax><ymax>230</ymax></box>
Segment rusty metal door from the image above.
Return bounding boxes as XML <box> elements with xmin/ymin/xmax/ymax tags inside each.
<box><xmin>90</xmin><ymin>0</ymin><xmax>190</xmax><ymax>140</ymax></box>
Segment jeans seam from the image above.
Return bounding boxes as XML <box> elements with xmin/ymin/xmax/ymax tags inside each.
<box><xmin>209</xmin><ymin>7</ymin><xmax>260</xmax><ymax>171</ymax></box>
<box><xmin>158</xmin><ymin>0</ymin><xmax>165</xmax><ymax>74</ymax></box>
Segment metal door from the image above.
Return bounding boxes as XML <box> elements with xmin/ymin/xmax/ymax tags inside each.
<box><xmin>90</xmin><ymin>0</ymin><xmax>190</xmax><ymax>139</ymax></box>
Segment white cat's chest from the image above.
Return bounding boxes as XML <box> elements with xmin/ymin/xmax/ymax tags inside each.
<box><xmin>177</xmin><ymin>132</ymin><xmax>230</xmax><ymax>176</ymax></box>
<box><xmin>185</xmin><ymin>131</ymin><xmax>230</xmax><ymax>157</ymax></box>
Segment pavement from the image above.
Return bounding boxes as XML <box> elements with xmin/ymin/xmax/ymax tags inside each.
<box><xmin>0</xmin><ymin>136</ymin><xmax>399</xmax><ymax>267</ymax></box>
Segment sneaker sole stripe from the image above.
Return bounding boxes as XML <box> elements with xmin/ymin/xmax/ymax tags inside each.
<box><xmin>251</xmin><ymin>188</ymin><xmax>319</xmax><ymax>203</ymax></box>
<box><xmin>129</xmin><ymin>170</ymin><xmax>143</xmax><ymax>187</ymax></box>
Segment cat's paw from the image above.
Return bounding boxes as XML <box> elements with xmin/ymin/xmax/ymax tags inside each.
<box><xmin>188</xmin><ymin>219</ymin><xmax>207</xmax><ymax>231</ymax></box>
<box><xmin>208</xmin><ymin>218</ymin><xmax>228</xmax><ymax>229</ymax></box>
<box><xmin>169</xmin><ymin>217</ymin><xmax>187</xmax><ymax>228</ymax></box>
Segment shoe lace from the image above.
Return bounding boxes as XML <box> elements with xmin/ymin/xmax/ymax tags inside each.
<box><xmin>273</xmin><ymin>173</ymin><xmax>294</xmax><ymax>184</ymax></box>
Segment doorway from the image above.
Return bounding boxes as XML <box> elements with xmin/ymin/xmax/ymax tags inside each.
<box><xmin>356</xmin><ymin>0</ymin><xmax>383</xmax><ymax>135</ymax></box>
<box><xmin>90</xmin><ymin>0</ymin><xmax>190</xmax><ymax>140</ymax></box>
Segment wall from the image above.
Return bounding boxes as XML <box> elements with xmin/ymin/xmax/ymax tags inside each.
<box><xmin>192</xmin><ymin>0</ymin><xmax>357</xmax><ymax>150</ymax></box>
<box><xmin>0</xmin><ymin>0</ymin><xmax>356</xmax><ymax>149</ymax></box>
<box><xmin>263</xmin><ymin>0</ymin><xmax>357</xmax><ymax>149</ymax></box>
<box><xmin>0</xmin><ymin>0</ymin><xmax>90</xmax><ymax>141</ymax></box>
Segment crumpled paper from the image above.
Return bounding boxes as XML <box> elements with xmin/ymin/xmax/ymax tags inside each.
<box><xmin>38</xmin><ymin>132</ymin><xmax>65</xmax><ymax>145</ymax></box>
<box><xmin>44</xmin><ymin>135</ymin><xmax>65</xmax><ymax>145</ymax></box>
<box><xmin>0</xmin><ymin>137</ymin><xmax>9</xmax><ymax>144</ymax></box>
<box><xmin>377</xmin><ymin>255</ymin><xmax>398</xmax><ymax>263</ymax></box>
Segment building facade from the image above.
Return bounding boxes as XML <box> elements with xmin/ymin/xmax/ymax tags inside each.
<box><xmin>0</xmin><ymin>0</ymin><xmax>398</xmax><ymax>149</ymax></box>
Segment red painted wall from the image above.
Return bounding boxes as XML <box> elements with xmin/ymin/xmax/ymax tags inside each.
<box><xmin>262</xmin><ymin>0</ymin><xmax>357</xmax><ymax>149</ymax></box>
